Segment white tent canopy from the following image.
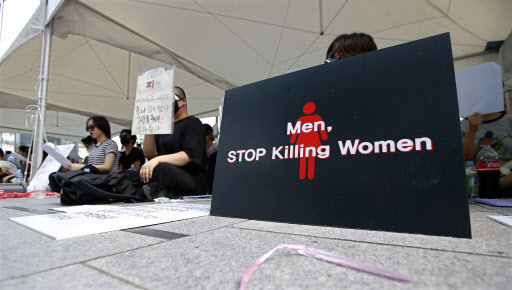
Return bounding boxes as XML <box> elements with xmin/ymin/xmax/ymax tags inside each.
<box><xmin>1</xmin><ymin>0</ymin><xmax>511</xmax><ymax>127</ymax></box>
<box><xmin>0</xmin><ymin>108</ymin><xmax>125</xmax><ymax>142</ymax></box>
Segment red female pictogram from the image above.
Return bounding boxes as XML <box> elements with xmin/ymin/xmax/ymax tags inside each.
<box><xmin>290</xmin><ymin>102</ymin><xmax>328</xmax><ymax>179</ymax></box>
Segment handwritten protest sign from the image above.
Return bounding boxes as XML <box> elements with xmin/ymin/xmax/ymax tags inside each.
<box><xmin>132</xmin><ymin>67</ymin><xmax>175</xmax><ymax>135</ymax></box>
<box><xmin>10</xmin><ymin>203</ymin><xmax>210</xmax><ymax>240</ymax></box>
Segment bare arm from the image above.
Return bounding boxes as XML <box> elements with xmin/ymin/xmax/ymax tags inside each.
<box><xmin>69</xmin><ymin>163</ymin><xmax>86</xmax><ymax>171</ymax></box>
<box><xmin>143</xmin><ymin>134</ymin><xmax>157</xmax><ymax>160</ymax></box>
<box><xmin>463</xmin><ymin>130</ymin><xmax>477</xmax><ymax>161</ymax></box>
<box><xmin>92</xmin><ymin>152</ymin><xmax>116</xmax><ymax>172</ymax></box>
<box><xmin>462</xmin><ymin>113</ymin><xmax>483</xmax><ymax>161</ymax></box>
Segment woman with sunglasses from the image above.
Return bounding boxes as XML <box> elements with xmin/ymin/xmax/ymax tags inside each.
<box><xmin>68</xmin><ymin>116</ymin><xmax>119</xmax><ymax>173</ymax></box>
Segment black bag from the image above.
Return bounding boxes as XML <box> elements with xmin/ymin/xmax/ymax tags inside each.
<box><xmin>52</xmin><ymin>170</ymin><xmax>146</xmax><ymax>205</ymax></box>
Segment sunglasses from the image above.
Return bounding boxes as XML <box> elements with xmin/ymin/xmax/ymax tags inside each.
<box><xmin>86</xmin><ymin>125</ymin><xmax>96</xmax><ymax>131</ymax></box>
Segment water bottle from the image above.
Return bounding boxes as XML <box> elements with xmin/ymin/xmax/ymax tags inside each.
<box><xmin>129</xmin><ymin>164</ymin><xmax>136</xmax><ymax>172</ymax></box>
<box><xmin>13</xmin><ymin>170</ymin><xmax>24</xmax><ymax>184</ymax></box>
<box><xmin>476</xmin><ymin>141</ymin><xmax>500</xmax><ymax>198</ymax></box>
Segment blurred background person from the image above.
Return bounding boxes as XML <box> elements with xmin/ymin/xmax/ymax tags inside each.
<box><xmin>81</xmin><ymin>135</ymin><xmax>97</xmax><ymax>164</ymax></box>
<box><xmin>324</xmin><ymin>33</ymin><xmax>377</xmax><ymax>63</ymax></box>
<box><xmin>118</xmin><ymin>129</ymin><xmax>144</xmax><ymax>172</ymax></box>
<box><xmin>4</xmin><ymin>151</ymin><xmax>12</xmax><ymax>161</ymax></box>
<box><xmin>204</xmin><ymin>124</ymin><xmax>218</xmax><ymax>193</ymax></box>
<box><xmin>0</xmin><ymin>160</ymin><xmax>17</xmax><ymax>183</ymax></box>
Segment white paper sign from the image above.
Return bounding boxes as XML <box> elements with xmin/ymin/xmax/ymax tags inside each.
<box><xmin>488</xmin><ymin>216</ymin><xmax>512</xmax><ymax>228</ymax></box>
<box><xmin>42</xmin><ymin>143</ymin><xmax>72</xmax><ymax>168</ymax></box>
<box><xmin>456</xmin><ymin>62</ymin><xmax>504</xmax><ymax>118</ymax></box>
<box><xmin>51</xmin><ymin>205</ymin><xmax>119</xmax><ymax>213</ymax></box>
<box><xmin>28</xmin><ymin>144</ymin><xmax>75</xmax><ymax>191</ymax></box>
<box><xmin>10</xmin><ymin>203</ymin><xmax>210</xmax><ymax>240</ymax></box>
<box><xmin>132</xmin><ymin>67</ymin><xmax>175</xmax><ymax>135</ymax></box>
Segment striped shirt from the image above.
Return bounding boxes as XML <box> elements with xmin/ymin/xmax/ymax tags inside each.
<box><xmin>87</xmin><ymin>139</ymin><xmax>119</xmax><ymax>173</ymax></box>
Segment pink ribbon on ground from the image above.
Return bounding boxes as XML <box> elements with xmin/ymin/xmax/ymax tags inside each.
<box><xmin>240</xmin><ymin>244</ymin><xmax>411</xmax><ymax>290</ymax></box>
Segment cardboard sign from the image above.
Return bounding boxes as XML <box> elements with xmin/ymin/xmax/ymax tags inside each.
<box><xmin>10</xmin><ymin>203</ymin><xmax>210</xmax><ymax>240</ymax></box>
<box><xmin>132</xmin><ymin>67</ymin><xmax>175</xmax><ymax>135</ymax></box>
<box><xmin>211</xmin><ymin>33</ymin><xmax>471</xmax><ymax>238</ymax></box>
<box><xmin>455</xmin><ymin>62</ymin><xmax>504</xmax><ymax>118</ymax></box>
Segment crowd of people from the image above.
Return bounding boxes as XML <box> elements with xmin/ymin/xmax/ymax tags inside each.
<box><xmin>0</xmin><ymin>146</ymin><xmax>29</xmax><ymax>183</ymax></box>
<box><xmin>1</xmin><ymin>32</ymin><xmax>509</xmax><ymax>199</ymax></box>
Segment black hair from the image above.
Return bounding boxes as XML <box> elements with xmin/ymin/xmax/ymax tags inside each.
<box><xmin>326</xmin><ymin>33</ymin><xmax>377</xmax><ymax>60</ymax></box>
<box><xmin>81</xmin><ymin>135</ymin><xmax>97</xmax><ymax>145</ymax></box>
<box><xmin>6</xmin><ymin>151</ymin><xmax>12</xmax><ymax>155</ymax></box>
<box><xmin>121</xmin><ymin>129</ymin><xmax>137</xmax><ymax>142</ymax></box>
<box><xmin>86</xmin><ymin>116</ymin><xmax>112</xmax><ymax>139</ymax></box>
<box><xmin>19</xmin><ymin>146</ymin><xmax>29</xmax><ymax>153</ymax></box>
<box><xmin>174</xmin><ymin>86</ymin><xmax>187</xmax><ymax>99</ymax></box>
<box><xmin>0</xmin><ymin>148</ymin><xmax>4</xmax><ymax>158</ymax></box>
<box><xmin>203</xmin><ymin>124</ymin><xmax>213</xmax><ymax>137</ymax></box>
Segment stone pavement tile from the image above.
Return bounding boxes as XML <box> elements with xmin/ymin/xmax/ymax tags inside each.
<box><xmin>0</xmin><ymin>220</ymin><xmax>166</xmax><ymax>280</ymax></box>
<box><xmin>473</xmin><ymin>203</ymin><xmax>512</xmax><ymax>215</ymax></box>
<box><xmin>231</xmin><ymin>211</ymin><xmax>512</xmax><ymax>258</ymax></box>
<box><xmin>144</xmin><ymin>215</ymin><xmax>246</xmax><ymax>235</ymax></box>
<box><xmin>468</xmin><ymin>203</ymin><xmax>496</xmax><ymax>212</ymax></box>
<box><xmin>495</xmin><ymin>207</ymin><xmax>512</xmax><ymax>215</ymax></box>
<box><xmin>0</xmin><ymin>207</ymin><xmax>34</xmax><ymax>219</ymax></box>
<box><xmin>0</xmin><ymin>197</ymin><xmax>62</xmax><ymax>211</ymax></box>
<box><xmin>2</xmin><ymin>206</ymin><xmax>55</xmax><ymax>215</ymax></box>
<box><xmin>470</xmin><ymin>212</ymin><xmax>512</xmax><ymax>242</ymax></box>
<box><xmin>86</xmin><ymin>228</ymin><xmax>511</xmax><ymax>289</ymax></box>
<box><xmin>0</xmin><ymin>264</ymin><xmax>139</xmax><ymax>290</ymax></box>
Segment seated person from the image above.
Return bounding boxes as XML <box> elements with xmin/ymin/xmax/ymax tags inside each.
<box><xmin>0</xmin><ymin>161</ymin><xmax>17</xmax><ymax>183</ymax></box>
<box><xmin>461</xmin><ymin>111</ymin><xmax>512</xmax><ymax>194</ymax></box>
<box><xmin>324</xmin><ymin>33</ymin><xmax>377</xmax><ymax>63</ymax></box>
<box><xmin>204</xmin><ymin>124</ymin><xmax>218</xmax><ymax>157</ymax></box>
<box><xmin>81</xmin><ymin>135</ymin><xmax>97</xmax><ymax>164</ymax></box>
<box><xmin>136</xmin><ymin>143</ymin><xmax>146</xmax><ymax>162</ymax></box>
<box><xmin>5</xmin><ymin>147</ymin><xmax>28</xmax><ymax>170</ymax></box>
<box><xmin>4</xmin><ymin>150</ymin><xmax>12</xmax><ymax>161</ymax></box>
<box><xmin>68</xmin><ymin>116</ymin><xmax>119</xmax><ymax>173</ymax></box>
<box><xmin>49</xmin><ymin>116</ymin><xmax>119</xmax><ymax>193</ymax></box>
<box><xmin>204</xmin><ymin>124</ymin><xmax>218</xmax><ymax>193</ymax></box>
<box><xmin>140</xmin><ymin>86</ymin><xmax>208</xmax><ymax>199</ymax></box>
<box><xmin>118</xmin><ymin>129</ymin><xmax>144</xmax><ymax>172</ymax></box>
<box><xmin>17</xmin><ymin>146</ymin><xmax>30</xmax><ymax>174</ymax></box>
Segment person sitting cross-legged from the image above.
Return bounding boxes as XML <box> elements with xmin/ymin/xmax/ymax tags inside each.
<box><xmin>140</xmin><ymin>86</ymin><xmax>208</xmax><ymax>200</ymax></box>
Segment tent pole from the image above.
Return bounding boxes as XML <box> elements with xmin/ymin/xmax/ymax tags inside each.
<box><xmin>32</xmin><ymin>23</ymin><xmax>52</xmax><ymax>175</ymax></box>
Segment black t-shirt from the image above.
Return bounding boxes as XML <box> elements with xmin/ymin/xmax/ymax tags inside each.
<box><xmin>154</xmin><ymin>116</ymin><xmax>208</xmax><ymax>183</ymax></box>
<box><xmin>119</xmin><ymin>147</ymin><xmax>145</xmax><ymax>170</ymax></box>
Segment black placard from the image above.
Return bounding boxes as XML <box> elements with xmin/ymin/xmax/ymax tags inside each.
<box><xmin>211</xmin><ymin>33</ymin><xmax>471</xmax><ymax>238</ymax></box>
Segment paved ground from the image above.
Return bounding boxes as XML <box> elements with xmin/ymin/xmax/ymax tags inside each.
<box><xmin>1</xmin><ymin>197</ymin><xmax>511</xmax><ymax>289</ymax></box>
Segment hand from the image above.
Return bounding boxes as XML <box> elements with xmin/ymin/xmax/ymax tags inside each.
<box><xmin>140</xmin><ymin>157</ymin><xmax>160</xmax><ymax>183</ymax></box>
<box><xmin>468</xmin><ymin>112</ymin><xmax>483</xmax><ymax>131</ymax></box>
